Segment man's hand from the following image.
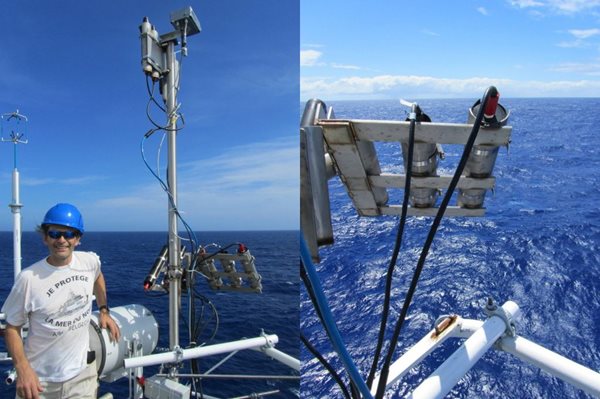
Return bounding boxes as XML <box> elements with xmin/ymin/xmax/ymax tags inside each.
<box><xmin>99</xmin><ymin>311</ymin><xmax>121</xmax><ymax>342</ymax></box>
<box><xmin>15</xmin><ymin>363</ymin><xmax>43</xmax><ymax>399</ymax></box>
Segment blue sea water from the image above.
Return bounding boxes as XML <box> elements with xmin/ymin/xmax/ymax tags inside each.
<box><xmin>0</xmin><ymin>230</ymin><xmax>299</xmax><ymax>398</ymax></box>
<box><xmin>300</xmin><ymin>98</ymin><xmax>600</xmax><ymax>398</ymax></box>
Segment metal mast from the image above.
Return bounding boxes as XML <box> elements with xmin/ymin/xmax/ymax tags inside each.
<box><xmin>1</xmin><ymin>110</ymin><xmax>28</xmax><ymax>280</ymax></box>
<box><xmin>139</xmin><ymin>6</ymin><xmax>201</xmax><ymax>360</ymax></box>
<box><xmin>164</xmin><ymin>38</ymin><xmax>181</xmax><ymax>352</ymax></box>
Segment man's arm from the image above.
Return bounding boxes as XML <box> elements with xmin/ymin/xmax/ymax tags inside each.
<box><xmin>93</xmin><ymin>272</ymin><xmax>121</xmax><ymax>342</ymax></box>
<box><xmin>5</xmin><ymin>324</ymin><xmax>43</xmax><ymax>399</ymax></box>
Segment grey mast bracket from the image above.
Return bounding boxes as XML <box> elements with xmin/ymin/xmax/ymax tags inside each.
<box><xmin>318</xmin><ymin>118</ymin><xmax>512</xmax><ymax>218</ymax></box>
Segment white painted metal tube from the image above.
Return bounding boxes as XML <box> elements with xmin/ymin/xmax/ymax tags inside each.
<box><xmin>123</xmin><ymin>334</ymin><xmax>278</xmax><ymax>369</ymax></box>
<box><xmin>409</xmin><ymin>301</ymin><xmax>520</xmax><ymax>399</ymax></box>
<box><xmin>371</xmin><ymin>316</ymin><xmax>464</xmax><ymax>395</ymax></box>
<box><xmin>5</xmin><ymin>368</ymin><xmax>16</xmax><ymax>385</ymax></box>
<box><xmin>11</xmin><ymin>169</ymin><xmax>22</xmax><ymax>279</ymax></box>
<box><xmin>499</xmin><ymin>335</ymin><xmax>600</xmax><ymax>397</ymax></box>
<box><xmin>260</xmin><ymin>347</ymin><xmax>300</xmax><ymax>372</ymax></box>
<box><xmin>455</xmin><ymin>318</ymin><xmax>484</xmax><ymax>338</ymax></box>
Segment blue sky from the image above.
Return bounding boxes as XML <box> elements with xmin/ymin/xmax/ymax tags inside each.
<box><xmin>301</xmin><ymin>0</ymin><xmax>600</xmax><ymax>100</ymax></box>
<box><xmin>0</xmin><ymin>1</ymin><xmax>299</xmax><ymax>231</ymax></box>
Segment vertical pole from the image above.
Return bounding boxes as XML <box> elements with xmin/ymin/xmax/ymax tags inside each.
<box><xmin>11</xmin><ymin>167</ymin><xmax>22</xmax><ymax>280</ymax></box>
<box><xmin>165</xmin><ymin>41</ymin><xmax>181</xmax><ymax>353</ymax></box>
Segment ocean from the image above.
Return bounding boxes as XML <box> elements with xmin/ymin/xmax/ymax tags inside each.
<box><xmin>0</xmin><ymin>230</ymin><xmax>299</xmax><ymax>398</ymax></box>
<box><xmin>300</xmin><ymin>98</ymin><xmax>600</xmax><ymax>398</ymax></box>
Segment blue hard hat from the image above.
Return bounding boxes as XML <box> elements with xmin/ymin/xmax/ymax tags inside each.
<box><xmin>42</xmin><ymin>203</ymin><xmax>84</xmax><ymax>233</ymax></box>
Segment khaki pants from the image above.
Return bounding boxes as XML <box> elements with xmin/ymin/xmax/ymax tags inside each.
<box><xmin>17</xmin><ymin>361</ymin><xmax>98</xmax><ymax>399</ymax></box>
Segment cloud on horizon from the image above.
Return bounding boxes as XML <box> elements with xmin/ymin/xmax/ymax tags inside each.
<box><xmin>301</xmin><ymin>74</ymin><xmax>600</xmax><ymax>99</ymax></box>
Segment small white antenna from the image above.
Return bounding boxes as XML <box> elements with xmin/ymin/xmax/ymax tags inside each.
<box><xmin>1</xmin><ymin>110</ymin><xmax>29</xmax><ymax>280</ymax></box>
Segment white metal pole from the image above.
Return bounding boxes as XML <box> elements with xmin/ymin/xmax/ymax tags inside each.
<box><xmin>371</xmin><ymin>316</ymin><xmax>463</xmax><ymax>395</ymax></box>
<box><xmin>124</xmin><ymin>334</ymin><xmax>279</xmax><ymax>369</ymax></box>
<box><xmin>259</xmin><ymin>347</ymin><xmax>301</xmax><ymax>372</ymax></box>
<box><xmin>499</xmin><ymin>335</ymin><xmax>600</xmax><ymax>397</ymax></box>
<box><xmin>11</xmin><ymin>168</ymin><xmax>22</xmax><ymax>279</ymax></box>
<box><xmin>408</xmin><ymin>301</ymin><xmax>520</xmax><ymax>399</ymax></box>
<box><xmin>165</xmin><ymin>40</ymin><xmax>181</xmax><ymax>352</ymax></box>
<box><xmin>454</xmin><ymin>318</ymin><xmax>484</xmax><ymax>338</ymax></box>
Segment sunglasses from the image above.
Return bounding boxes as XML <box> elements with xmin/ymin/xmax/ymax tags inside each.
<box><xmin>47</xmin><ymin>230</ymin><xmax>80</xmax><ymax>240</ymax></box>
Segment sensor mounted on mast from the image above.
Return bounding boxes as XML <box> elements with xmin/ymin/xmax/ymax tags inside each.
<box><xmin>140</xmin><ymin>6</ymin><xmax>201</xmax><ymax>79</ymax></box>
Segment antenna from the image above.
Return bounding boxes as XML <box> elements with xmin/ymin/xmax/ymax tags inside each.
<box><xmin>1</xmin><ymin>110</ymin><xmax>29</xmax><ymax>280</ymax></box>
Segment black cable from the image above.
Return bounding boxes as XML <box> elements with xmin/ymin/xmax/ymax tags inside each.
<box><xmin>301</xmin><ymin>334</ymin><xmax>352</xmax><ymax>399</ymax></box>
<box><xmin>300</xmin><ymin>263</ymin><xmax>358</xmax><ymax>398</ymax></box>
<box><xmin>191</xmin><ymin>288</ymin><xmax>219</xmax><ymax>343</ymax></box>
<box><xmin>374</xmin><ymin>87</ymin><xmax>497</xmax><ymax>399</ymax></box>
<box><xmin>145</xmin><ymin>76</ymin><xmax>186</xmax><ymax>133</ymax></box>
<box><xmin>192</xmin><ymin>243</ymin><xmax>243</xmax><ymax>269</ymax></box>
<box><xmin>141</xmin><ymin>77</ymin><xmax>197</xmax><ymax>258</ymax></box>
<box><xmin>187</xmin><ymin>269</ymin><xmax>200</xmax><ymax>398</ymax></box>
<box><xmin>367</xmin><ymin>104</ymin><xmax>418</xmax><ymax>387</ymax></box>
<box><xmin>146</xmin><ymin>75</ymin><xmax>166</xmax><ymax>112</ymax></box>
<box><xmin>349</xmin><ymin>382</ymin><xmax>360</xmax><ymax>399</ymax></box>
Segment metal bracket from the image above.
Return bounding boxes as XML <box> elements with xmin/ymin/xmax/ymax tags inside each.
<box><xmin>173</xmin><ymin>345</ymin><xmax>184</xmax><ymax>362</ymax></box>
<box><xmin>259</xmin><ymin>329</ymin><xmax>276</xmax><ymax>350</ymax></box>
<box><xmin>484</xmin><ymin>298</ymin><xmax>516</xmax><ymax>337</ymax></box>
<box><xmin>432</xmin><ymin>314</ymin><xmax>458</xmax><ymax>337</ymax></box>
<box><xmin>167</xmin><ymin>266</ymin><xmax>183</xmax><ymax>279</ymax></box>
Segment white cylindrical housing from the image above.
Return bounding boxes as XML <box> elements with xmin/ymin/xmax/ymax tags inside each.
<box><xmin>11</xmin><ymin>169</ymin><xmax>22</xmax><ymax>279</ymax></box>
<box><xmin>499</xmin><ymin>335</ymin><xmax>600</xmax><ymax>397</ymax></box>
<box><xmin>261</xmin><ymin>346</ymin><xmax>301</xmax><ymax>371</ymax></box>
<box><xmin>12</xmin><ymin>169</ymin><xmax>19</xmax><ymax>204</ymax></box>
<box><xmin>409</xmin><ymin>301</ymin><xmax>520</xmax><ymax>399</ymax></box>
<box><xmin>12</xmin><ymin>211</ymin><xmax>21</xmax><ymax>279</ymax></box>
<box><xmin>89</xmin><ymin>304</ymin><xmax>159</xmax><ymax>377</ymax></box>
<box><xmin>124</xmin><ymin>334</ymin><xmax>278</xmax><ymax>369</ymax></box>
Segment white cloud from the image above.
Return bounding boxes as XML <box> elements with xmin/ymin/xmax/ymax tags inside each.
<box><xmin>477</xmin><ymin>7</ymin><xmax>489</xmax><ymax>15</ymax></box>
<box><xmin>179</xmin><ymin>137</ymin><xmax>297</xmax><ymax>193</ymax></box>
<box><xmin>23</xmin><ymin>175</ymin><xmax>106</xmax><ymax>186</ymax></box>
<box><xmin>556</xmin><ymin>28</ymin><xmax>600</xmax><ymax>48</ymax></box>
<box><xmin>568</xmin><ymin>28</ymin><xmax>600</xmax><ymax>39</ymax></box>
<box><xmin>551</xmin><ymin>0</ymin><xmax>600</xmax><ymax>13</ymax></box>
<box><xmin>90</xmin><ymin>137</ymin><xmax>299</xmax><ymax>230</ymax></box>
<box><xmin>556</xmin><ymin>40</ymin><xmax>584</xmax><ymax>48</ymax></box>
<box><xmin>302</xmin><ymin>49</ymin><xmax>364</xmax><ymax>71</ymax></box>
<box><xmin>301</xmin><ymin>50</ymin><xmax>323</xmax><ymax>67</ymax></box>
<box><xmin>303</xmin><ymin>43</ymin><xmax>325</xmax><ymax>49</ymax></box>
<box><xmin>331</xmin><ymin>63</ymin><xmax>361</xmax><ymax>70</ymax></box>
<box><xmin>550</xmin><ymin>61</ymin><xmax>600</xmax><ymax>75</ymax></box>
<box><xmin>301</xmin><ymin>74</ymin><xmax>600</xmax><ymax>99</ymax></box>
<box><xmin>420</xmin><ymin>29</ymin><xmax>439</xmax><ymax>36</ymax></box>
<box><xmin>509</xmin><ymin>0</ymin><xmax>545</xmax><ymax>8</ymax></box>
<box><xmin>508</xmin><ymin>0</ymin><xmax>600</xmax><ymax>13</ymax></box>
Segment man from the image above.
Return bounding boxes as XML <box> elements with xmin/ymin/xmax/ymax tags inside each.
<box><xmin>2</xmin><ymin>203</ymin><xmax>121</xmax><ymax>399</ymax></box>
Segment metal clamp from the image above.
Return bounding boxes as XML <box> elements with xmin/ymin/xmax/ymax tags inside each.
<box><xmin>484</xmin><ymin>298</ymin><xmax>516</xmax><ymax>337</ymax></box>
<box><xmin>259</xmin><ymin>329</ymin><xmax>276</xmax><ymax>349</ymax></box>
<box><xmin>167</xmin><ymin>266</ymin><xmax>183</xmax><ymax>279</ymax></box>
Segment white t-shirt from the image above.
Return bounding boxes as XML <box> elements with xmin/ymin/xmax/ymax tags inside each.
<box><xmin>1</xmin><ymin>251</ymin><xmax>101</xmax><ymax>382</ymax></box>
